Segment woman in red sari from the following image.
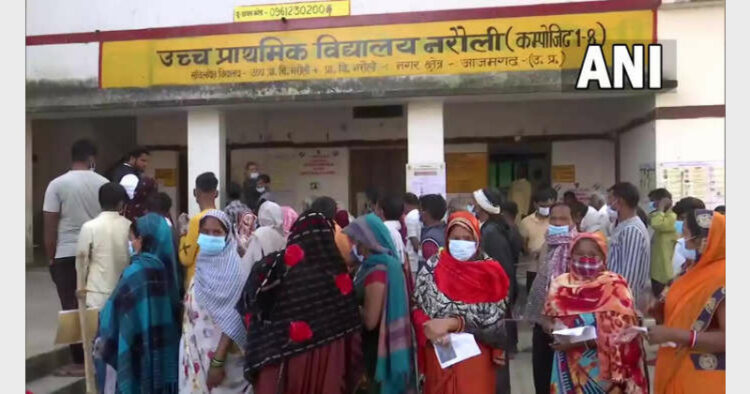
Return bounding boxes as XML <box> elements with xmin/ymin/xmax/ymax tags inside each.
<box><xmin>412</xmin><ymin>211</ymin><xmax>511</xmax><ymax>394</ymax></box>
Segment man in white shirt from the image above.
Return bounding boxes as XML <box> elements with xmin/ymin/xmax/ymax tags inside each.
<box><xmin>376</xmin><ymin>195</ymin><xmax>407</xmax><ymax>266</ymax></box>
<box><xmin>76</xmin><ymin>183</ymin><xmax>132</xmax><ymax>309</ymax></box>
<box><xmin>403</xmin><ymin>193</ymin><xmax>422</xmax><ymax>277</ymax></box>
<box><xmin>589</xmin><ymin>192</ymin><xmax>615</xmax><ymax>237</ymax></box>
<box><xmin>43</xmin><ymin>139</ymin><xmax>109</xmax><ymax>371</ymax></box>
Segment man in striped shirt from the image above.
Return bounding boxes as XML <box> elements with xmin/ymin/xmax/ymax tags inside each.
<box><xmin>607</xmin><ymin>182</ymin><xmax>651</xmax><ymax>311</ymax></box>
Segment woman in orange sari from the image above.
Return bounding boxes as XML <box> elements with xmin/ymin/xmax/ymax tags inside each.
<box><xmin>412</xmin><ymin>211</ymin><xmax>511</xmax><ymax>394</ymax></box>
<box><xmin>649</xmin><ymin>210</ymin><xmax>725</xmax><ymax>393</ymax></box>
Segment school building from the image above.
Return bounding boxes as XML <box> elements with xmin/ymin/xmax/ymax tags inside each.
<box><xmin>26</xmin><ymin>0</ymin><xmax>725</xmax><ymax>263</ymax></box>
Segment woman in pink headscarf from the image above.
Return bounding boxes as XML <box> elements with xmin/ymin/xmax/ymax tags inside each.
<box><xmin>281</xmin><ymin>206</ymin><xmax>299</xmax><ymax>239</ymax></box>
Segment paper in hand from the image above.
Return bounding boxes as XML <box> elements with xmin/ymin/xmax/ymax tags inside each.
<box><xmin>552</xmin><ymin>326</ymin><xmax>597</xmax><ymax>344</ymax></box>
<box><xmin>433</xmin><ymin>333</ymin><xmax>482</xmax><ymax>369</ymax></box>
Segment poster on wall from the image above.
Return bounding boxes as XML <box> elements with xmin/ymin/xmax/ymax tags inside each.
<box><xmin>639</xmin><ymin>163</ymin><xmax>656</xmax><ymax>195</ymax></box>
<box><xmin>407</xmin><ymin>163</ymin><xmax>446</xmax><ymax>197</ymax></box>
<box><xmin>657</xmin><ymin>161</ymin><xmax>725</xmax><ymax>209</ymax></box>
<box><xmin>551</xmin><ymin>165</ymin><xmax>576</xmax><ymax>184</ymax></box>
<box><xmin>299</xmin><ymin>149</ymin><xmax>340</xmax><ymax>176</ymax></box>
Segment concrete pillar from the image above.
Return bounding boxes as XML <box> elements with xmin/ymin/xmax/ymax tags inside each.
<box><xmin>26</xmin><ymin>119</ymin><xmax>33</xmax><ymax>264</ymax></box>
<box><xmin>407</xmin><ymin>101</ymin><xmax>444</xmax><ymax>163</ymax></box>
<box><xmin>187</xmin><ymin>109</ymin><xmax>226</xmax><ymax>216</ymax></box>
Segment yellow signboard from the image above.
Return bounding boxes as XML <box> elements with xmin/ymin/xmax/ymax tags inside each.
<box><xmin>552</xmin><ymin>165</ymin><xmax>576</xmax><ymax>183</ymax></box>
<box><xmin>101</xmin><ymin>10</ymin><xmax>653</xmax><ymax>88</ymax></box>
<box><xmin>234</xmin><ymin>1</ymin><xmax>350</xmax><ymax>22</ymax></box>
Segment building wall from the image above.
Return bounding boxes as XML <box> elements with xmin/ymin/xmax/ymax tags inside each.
<box><xmin>551</xmin><ymin>139</ymin><xmax>615</xmax><ymax>193</ymax></box>
<box><xmin>619</xmin><ymin>121</ymin><xmax>656</xmax><ymax>199</ymax></box>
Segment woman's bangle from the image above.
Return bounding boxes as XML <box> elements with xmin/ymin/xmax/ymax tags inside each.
<box><xmin>689</xmin><ymin>330</ymin><xmax>698</xmax><ymax>349</ymax></box>
<box><xmin>210</xmin><ymin>357</ymin><xmax>226</xmax><ymax>368</ymax></box>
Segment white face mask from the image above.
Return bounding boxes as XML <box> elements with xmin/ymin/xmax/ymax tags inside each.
<box><xmin>449</xmin><ymin>240</ymin><xmax>477</xmax><ymax>261</ymax></box>
<box><xmin>256</xmin><ymin>187</ymin><xmax>266</xmax><ymax>193</ymax></box>
<box><xmin>249</xmin><ymin>172</ymin><xmax>259</xmax><ymax>179</ymax></box>
<box><xmin>537</xmin><ymin>206</ymin><xmax>551</xmax><ymax>217</ymax></box>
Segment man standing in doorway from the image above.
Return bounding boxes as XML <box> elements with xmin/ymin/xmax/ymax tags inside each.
<box><xmin>111</xmin><ymin>147</ymin><xmax>150</xmax><ymax>200</ymax></box>
<box><xmin>178</xmin><ymin>172</ymin><xmax>218</xmax><ymax>290</ymax></box>
<box><xmin>519</xmin><ymin>187</ymin><xmax>557</xmax><ymax>294</ymax></box>
<box><xmin>242</xmin><ymin>161</ymin><xmax>260</xmax><ymax>209</ymax></box>
<box><xmin>254</xmin><ymin>174</ymin><xmax>273</xmax><ymax>211</ymax></box>
<box><xmin>403</xmin><ymin>193</ymin><xmax>422</xmax><ymax>279</ymax></box>
<box><xmin>43</xmin><ymin>139</ymin><xmax>108</xmax><ymax>375</ymax></box>
<box><xmin>607</xmin><ymin>182</ymin><xmax>651</xmax><ymax>310</ymax></box>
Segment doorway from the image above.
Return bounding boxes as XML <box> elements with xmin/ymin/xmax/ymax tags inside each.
<box><xmin>349</xmin><ymin>147</ymin><xmax>407</xmax><ymax>215</ymax></box>
<box><xmin>489</xmin><ymin>142</ymin><xmax>551</xmax><ymax>216</ymax></box>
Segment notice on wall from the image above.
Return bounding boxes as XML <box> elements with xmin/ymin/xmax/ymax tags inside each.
<box><xmin>657</xmin><ymin>161</ymin><xmax>725</xmax><ymax>209</ymax></box>
<box><xmin>407</xmin><ymin>163</ymin><xmax>446</xmax><ymax>198</ymax></box>
<box><xmin>639</xmin><ymin>163</ymin><xmax>656</xmax><ymax>195</ymax></box>
<box><xmin>101</xmin><ymin>10</ymin><xmax>653</xmax><ymax>88</ymax></box>
<box><xmin>234</xmin><ymin>1</ymin><xmax>350</xmax><ymax>22</ymax></box>
<box><xmin>551</xmin><ymin>165</ymin><xmax>576</xmax><ymax>184</ymax></box>
<box><xmin>154</xmin><ymin>168</ymin><xmax>177</xmax><ymax>187</ymax></box>
<box><xmin>299</xmin><ymin>149</ymin><xmax>341</xmax><ymax>176</ymax></box>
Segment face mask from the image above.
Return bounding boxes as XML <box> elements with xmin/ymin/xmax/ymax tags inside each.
<box><xmin>449</xmin><ymin>240</ymin><xmax>477</xmax><ymax>261</ymax></box>
<box><xmin>548</xmin><ymin>225</ymin><xmax>570</xmax><ymax>237</ymax></box>
<box><xmin>466</xmin><ymin>204</ymin><xmax>475</xmax><ymax>215</ymax></box>
<box><xmin>674</xmin><ymin>220</ymin><xmax>684</xmax><ymax>235</ymax></box>
<box><xmin>352</xmin><ymin>244</ymin><xmax>365</xmax><ymax>263</ymax></box>
<box><xmin>647</xmin><ymin>201</ymin><xmax>657</xmax><ymax>213</ymax></box>
<box><xmin>250</xmin><ymin>172</ymin><xmax>259</xmax><ymax>179</ymax></box>
<box><xmin>197</xmin><ymin>233</ymin><xmax>226</xmax><ymax>255</ymax></box>
<box><xmin>537</xmin><ymin>207</ymin><xmax>551</xmax><ymax>217</ymax></box>
<box><xmin>607</xmin><ymin>205</ymin><xmax>618</xmax><ymax>220</ymax></box>
<box><xmin>571</xmin><ymin>256</ymin><xmax>604</xmax><ymax>278</ymax></box>
<box><xmin>128</xmin><ymin>240</ymin><xmax>136</xmax><ymax>256</ymax></box>
<box><xmin>256</xmin><ymin>187</ymin><xmax>266</xmax><ymax>193</ymax></box>
<box><xmin>683</xmin><ymin>246</ymin><xmax>697</xmax><ymax>261</ymax></box>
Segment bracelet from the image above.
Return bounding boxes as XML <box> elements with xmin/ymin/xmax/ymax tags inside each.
<box><xmin>454</xmin><ymin>316</ymin><xmax>465</xmax><ymax>333</ymax></box>
<box><xmin>210</xmin><ymin>357</ymin><xmax>226</xmax><ymax>368</ymax></box>
<box><xmin>689</xmin><ymin>330</ymin><xmax>698</xmax><ymax>349</ymax></box>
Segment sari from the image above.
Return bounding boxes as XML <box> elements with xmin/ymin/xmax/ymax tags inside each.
<box><xmin>345</xmin><ymin>214</ymin><xmax>416</xmax><ymax>394</ymax></box>
<box><xmin>544</xmin><ymin>233</ymin><xmax>648</xmax><ymax>394</ymax></box>
<box><xmin>94</xmin><ymin>214</ymin><xmax>181</xmax><ymax>394</ymax></box>
<box><xmin>179</xmin><ymin>210</ymin><xmax>250</xmax><ymax>393</ymax></box>
<box><xmin>654</xmin><ymin>213</ymin><xmax>725</xmax><ymax>394</ymax></box>
<box><xmin>240</xmin><ymin>211</ymin><xmax>362</xmax><ymax>394</ymax></box>
<box><xmin>412</xmin><ymin>212</ymin><xmax>510</xmax><ymax>394</ymax></box>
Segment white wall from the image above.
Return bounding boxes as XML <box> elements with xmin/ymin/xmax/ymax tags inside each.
<box><xmin>231</xmin><ymin>147</ymin><xmax>349</xmax><ymax>213</ymax></box>
<box><xmin>26</xmin><ymin>120</ymin><xmax>33</xmax><ymax>263</ymax></box>
<box><xmin>552</xmin><ymin>139</ymin><xmax>615</xmax><ymax>193</ymax></box>
<box><xmin>619</xmin><ymin>121</ymin><xmax>655</xmax><ymax>198</ymax></box>
<box><xmin>655</xmin><ymin>118</ymin><xmax>724</xmax><ymax>164</ymax></box>
<box><xmin>656</xmin><ymin>3</ymin><xmax>724</xmax><ymax>107</ymax></box>
<box><xmin>27</xmin><ymin>0</ymin><xmax>597</xmax><ymax>36</ymax></box>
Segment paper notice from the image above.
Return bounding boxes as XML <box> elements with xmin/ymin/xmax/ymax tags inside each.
<box><xmin>433</xmin><ymin>333</ymin><xmax>482</xmax><ymax>369</ymax></box>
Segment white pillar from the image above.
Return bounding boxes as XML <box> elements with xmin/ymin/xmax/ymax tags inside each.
<box><xmin>26</xmin><ymin>119</ymin><xmax>33</xmax><ymax>264</ymax></box>
<box><xmin>406</xmin><ymin>101</ymin><xmax>446</xmax><ymax>196</ymax></box>
<box><xmin>187</xmin><ymin>109</ymin><xmax>226</xmax><ymax>217</ymax></box>
<box><xmin>407</xmin><ymin>101</ymin><xmax>444</xmax><ymax>163</ymax></box>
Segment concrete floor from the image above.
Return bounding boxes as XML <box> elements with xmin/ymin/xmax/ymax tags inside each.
<box><xmin>26</xmin><ymin>267</ymin><xmax>66</xmax><ymax>358</ymax></box>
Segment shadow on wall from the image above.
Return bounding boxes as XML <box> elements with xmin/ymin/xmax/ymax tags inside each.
<box><xmin>31</xmin><ymin>117</ymin><xmax>138</xmax><ymax>245</ymax></box>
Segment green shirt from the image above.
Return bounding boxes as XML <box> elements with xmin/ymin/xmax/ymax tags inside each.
<box><xmin>649</xmin><ymin>211</ymin><xmax>678</xmax><ymax>284</ymax></box>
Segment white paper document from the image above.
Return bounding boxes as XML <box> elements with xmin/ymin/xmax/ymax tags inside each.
<box><xmin>433</xmin><ymin>333</ymin><xmax>482</xmax><ymax>369</ymax></box>
<box><xmin>552</xmin><ymin>326</ymin><xmax>597</xmax><ymax>344</ymax></box>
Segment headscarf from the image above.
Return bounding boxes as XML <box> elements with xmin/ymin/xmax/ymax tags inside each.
<box><xmin>334</xmin><ymin>209</ymin><xmax>350</xmax><ymax>229</ymax></box>
<box><xmin>136</xmin><ymin>213</ymin><xmax>182</xmax><ymax>297</ymax></box>
<box><xmin>239</xmin><ymin>211</ymin><xmax>361</xmax><ymax>377</ymax></box>
<box><xmin>281</xmin><ymin>206</ymin><xmax>299</xmax><ymax>238</ymax></box>
<box><xmin>655</xmin><ymin>212</ymin><xmax>725</xmax><ymax>393</ymax></box>
<box><xmin>194</xmin><ymin>210</ymin><xmax>247</xmax><ymax>348</ymax></box>
<box><xmin>547</xmin><ymin>225</ymin><xmax>579</xmax><ymax>278</ymax></box>
<box><xmin>434</xmin><ymin>211</ymin><xmax>509</xmax><ymax>304</ymax></box>
<box><xmin>568</xmin><ymin>232</ymin><xmax>608</xmax><ymax>281</ymax></box>
<box><xmin>345</xmin><ymin>214</ymin><xmax>415</xmax><ymax>394</ymax></box>
<box><xmin>240</xmin><ymin>201</ymin><xmax>287</xmax><ymax>279</ymax></box>
<box><xmin>545</xmin><ymin>233</ymin><xmax>647</xmax><ymax>391</ymax></box>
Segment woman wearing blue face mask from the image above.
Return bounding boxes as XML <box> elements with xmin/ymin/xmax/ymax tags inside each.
<box><xmin>412</xmin><ymin>211</ymin><xmax>511</xmax><ymax>394</ymax></box>
<box><xmin>180</xmin><ymin>210</ymin><xmax>251</xmax><ymax>393</ymax></box>
<box><xmin>94</xmin><ymin>214</ymin><xmax>182</xmax><ymax>393</ymax></box>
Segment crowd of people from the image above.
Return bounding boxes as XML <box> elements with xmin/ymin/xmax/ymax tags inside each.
<box><xmin>42</xmin><ymin>139</ymin><xmax>725</xmax><ymax>393</ymax></box>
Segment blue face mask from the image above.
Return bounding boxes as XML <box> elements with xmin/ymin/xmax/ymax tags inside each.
<box><xmin>449</xmin><ymin>239</ymin><xmax>477</xmax><ymax>261</ymax></box>
<box><xmin>128</xmin><ymin>240</ymin><xmax>136</xmax><ymax>256</ymax></box>
<box><xmin>648</xmin><ymin>201</ymin><xmax>657</xmax><ymax>213</ymax></box>
<box><xmin>548</xmin><ymin>225</ymin><xmax>570</xmax><ymax>237</ymax></box>
<box><xmin>466</xmin><ymin>204</ymin><xmax>475</xmax><ymax>215</ymax></box>
<box><xmin>674</xmin><ymin>220</ymin><xmax>684</xmax><ymax>235</ymax></box>
<box><xmin>197</xmin><ymin>233</ymin><xmax>226</xmax><ymax>255</ymax></box>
